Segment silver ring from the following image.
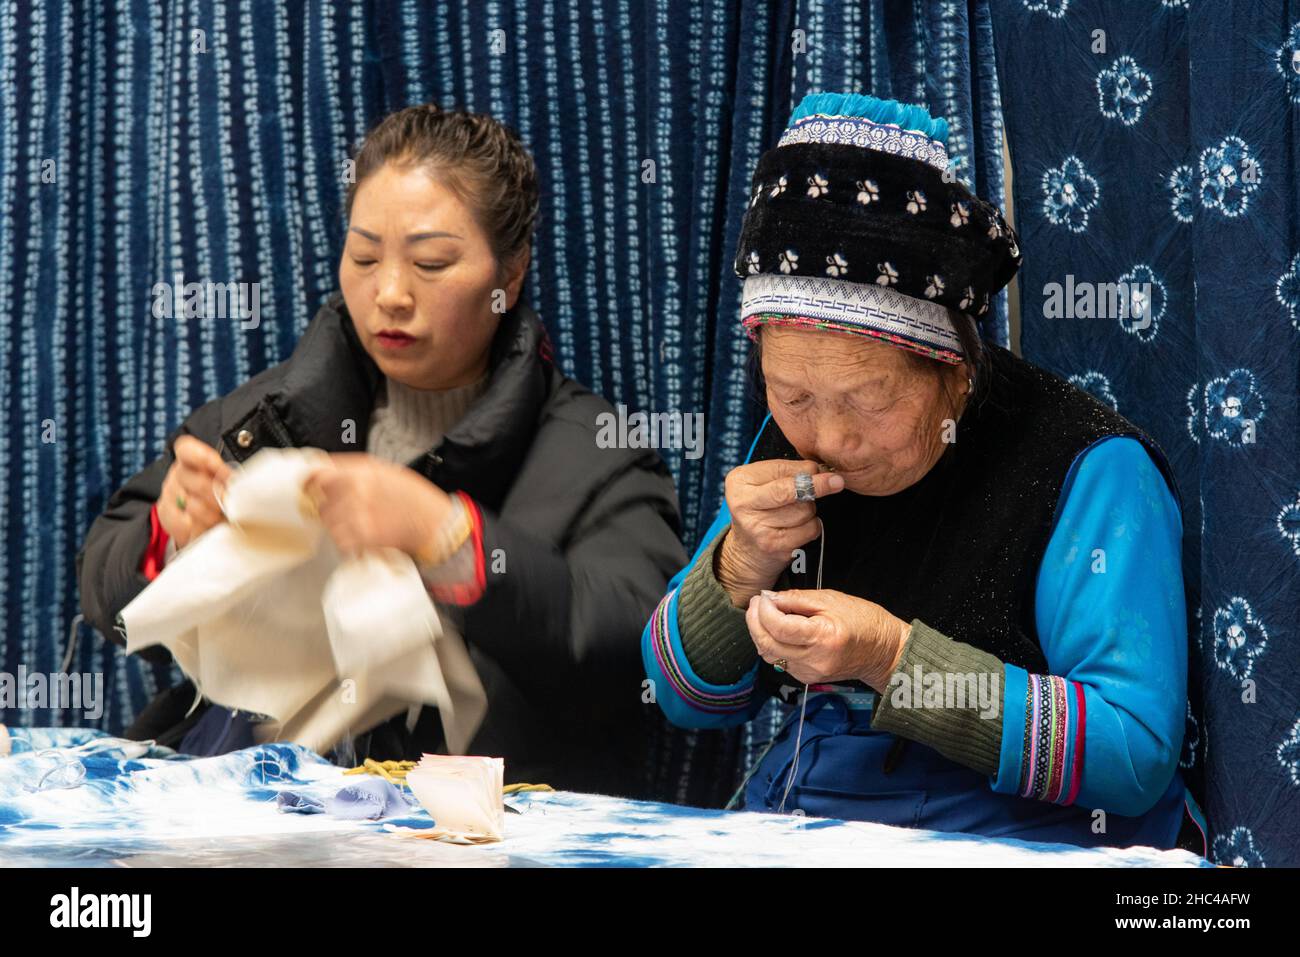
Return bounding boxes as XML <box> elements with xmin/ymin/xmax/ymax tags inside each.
<box><xmin>793</xmin><ymin>472</ymin><xmax>815</xmax><ymax>503</ymax></box>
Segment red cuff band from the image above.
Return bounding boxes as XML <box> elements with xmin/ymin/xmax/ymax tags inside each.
<box><xmin>426</xmin><ymin>492</ymin><xmax>487</xmax><ymax>606</ymax></box>
<box><xmin>140</xmin><ymin>502</ymin><xmax>171</xmax><ymax>582</ymax></box>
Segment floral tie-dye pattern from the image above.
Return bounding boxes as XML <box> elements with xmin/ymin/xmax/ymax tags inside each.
<box><xmin>993</xmin><ymin>0</ymin><xmax>1300</xmax><ymax>865</ymax></box>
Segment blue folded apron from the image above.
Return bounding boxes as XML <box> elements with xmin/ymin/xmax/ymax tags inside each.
<box><xmin>741</xmin><ymin>688</ymin><xmax>1187</xmax><ymax>849</ymax></box>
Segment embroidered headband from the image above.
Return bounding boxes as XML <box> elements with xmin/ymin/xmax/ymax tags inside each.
<box><xmin>735</xmin><ymin>92</ymin><xmax>1024</xmax><ymax>363</ymax></box>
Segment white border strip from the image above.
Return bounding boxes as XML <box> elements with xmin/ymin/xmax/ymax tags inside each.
<box><xmin>741</xmin><ymin>273</ymin><xmax>962</xmax><ymax>355</ymax></box>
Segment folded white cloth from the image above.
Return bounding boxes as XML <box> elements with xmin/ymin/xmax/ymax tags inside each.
<box><xmin>119</xmin><ymin>447</ymin><xmax>487</xmax><ymax>755</ymax></box>
<box><xmin>403</xmin><ymin>753</ymin><xmax>505</xmax><ymax>841</ymax></box>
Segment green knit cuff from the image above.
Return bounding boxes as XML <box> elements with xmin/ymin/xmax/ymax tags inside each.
<box><xmin>676</xmin><ymin>526</ymin><xmax>758</xmax><ymax>685</ymax></box>
<box><xmin>870</xmin><ymin>619</ymin><xmax>1005</xmax><ymax>778</ymax></box>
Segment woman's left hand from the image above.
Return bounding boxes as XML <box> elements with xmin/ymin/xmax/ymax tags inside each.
<box><xmin>303</xmin><ymin>453</ymin><xmax>453</xmax><ymax>559</ymax></box>
<box><xmin>746</xmin><ymin>589</ymin><xmax>911</xmax><ymax>693</ymax></box>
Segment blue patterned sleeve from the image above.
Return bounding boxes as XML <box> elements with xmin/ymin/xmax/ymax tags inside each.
<box><xmin>641</xmin><ymin>416</ymin><xmax>774</xmax><ymax>730</ymax></box>
<box><xmin>641</xmin><ymin>502</ymin><xmax>765</xmax><ymax>729</ymax></box>
<box><xmin>990</xmin><ymin>436</ymin><xmax>1188</xmax><ymax>816</ymax></box>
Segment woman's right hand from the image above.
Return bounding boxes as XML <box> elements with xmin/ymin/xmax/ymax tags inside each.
<box><xmin>157</xmin><ymin>435</ymin><xmax>234</xmax><ymax>549</ymax></box>
<box><xmin>714</xmin><ymin>459</ymin><xmax>844</xmax><ymax>608</ymax></box>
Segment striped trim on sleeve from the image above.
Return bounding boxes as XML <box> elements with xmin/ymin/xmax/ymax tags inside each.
<box><xmin>646</xmin><ymin>587</ymin><xmax>754</xmax><ymax>714</ymax></box>
<box><xmin>1019</xmin><ymin>673</ymin><xmax>1087</xmax><ymax>805</ymax></box>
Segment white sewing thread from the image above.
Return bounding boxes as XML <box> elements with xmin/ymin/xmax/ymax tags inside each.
<box><xmin>777</xmin><ymin>516</ymin><xmax>824</xmax><ymax>815</ymax></box>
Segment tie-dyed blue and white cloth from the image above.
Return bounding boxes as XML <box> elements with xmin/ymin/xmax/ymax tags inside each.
<box><xmin>0</xmin><ymin>728</ymin><xmax>1211</xmax><ymax>868</ymax></box>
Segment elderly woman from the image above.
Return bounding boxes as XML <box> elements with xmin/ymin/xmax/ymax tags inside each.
<box><xmin>644</xmin><ymin>92</ymin><xmax>1204</xmax><ymax>850</ymax></box>
<box><xmin>78</xmin><ymin>104</ymin><xmax>686</xmax><ymax>797</ymax></box>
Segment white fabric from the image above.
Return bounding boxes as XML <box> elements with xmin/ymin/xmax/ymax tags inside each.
<box><xmin>120</xmin><ymin>447</ymin><xmax>487</xmax><ymax>755</ymax></box>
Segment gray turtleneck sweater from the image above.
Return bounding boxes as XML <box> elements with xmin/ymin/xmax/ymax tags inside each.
<box><xmin>366</xmin><ymin>374</ymin><xmax>490</xmax><ymax>466</ymax></box>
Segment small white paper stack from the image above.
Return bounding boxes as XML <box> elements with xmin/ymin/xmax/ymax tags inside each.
<box><xmin>404</xmin><ymin>753</ymin><xmax>505</xmax><ymax>841</ymax></box>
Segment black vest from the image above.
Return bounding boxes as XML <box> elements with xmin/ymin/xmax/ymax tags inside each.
<box><xmin>754</xmin><ymin>344</ymin><xmax>1181</xmax><ymax>683</ymax></box>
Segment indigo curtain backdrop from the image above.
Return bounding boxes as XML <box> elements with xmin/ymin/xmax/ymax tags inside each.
<box><xmin>0</xmin><ymin>1</ymin><xmax>1007</xmax><ymax>807</ymax></box>
<box><xmin>991</xmin><ymin>0</ymin><xmax>1300</xmax><ymax>865</ymax></box>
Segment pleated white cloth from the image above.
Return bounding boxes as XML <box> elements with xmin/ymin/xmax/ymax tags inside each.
<box><xmin>119</xmin><ymin>447</ymin><xmax>487</xmax><ymax>755</ymax></box>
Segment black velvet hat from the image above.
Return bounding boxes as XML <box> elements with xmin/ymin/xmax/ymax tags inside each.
<box><xmin>735</xmin><ymin>92</ymin><xmax>1023</xmax><ymax>363</ymax></box>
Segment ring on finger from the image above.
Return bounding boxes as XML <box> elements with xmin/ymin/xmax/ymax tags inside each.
<box><xmin>176</xmin><ymin>494</ymin><xmax>187</xmax><ymax>512</ymax></box>
<box><xmin>774</xmin><ymin>658</ymin><xmax>788</xmax><ymax>673</ymax></box>
<box><xmin>793</xmin><ymin>472</ymin><xmax>815</xmax><ymax>503</ymax></box>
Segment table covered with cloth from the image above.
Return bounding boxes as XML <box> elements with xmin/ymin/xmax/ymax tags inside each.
<box><xmin>0</xmin><ymin>728</ymin><xmax>1211</xmax><ymax>868</ymax></box>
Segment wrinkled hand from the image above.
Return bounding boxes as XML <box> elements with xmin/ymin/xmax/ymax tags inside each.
<box><xmin>715</xmin><ymin>459</ymin><xmax>844</xmax><ymax>607</ymax></box>
<box><xmin>303</xmin><ymin>453</ymin><xmax>453</xmax><ymax>558</ymax></box>
<box><xmin>745</xmin><ymin>588</ymin><xmax>910</xmax><ymax>693</ymax></box>
<box><xmin>158</xmin><ymin>435</ymin><xmax>234</xmax><ymax>548</ymax></box>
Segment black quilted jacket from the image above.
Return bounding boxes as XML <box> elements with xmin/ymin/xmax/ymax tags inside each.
<box><xmin>76</xmin><ymin>293</ymin><xmax>686</xmax><ymax>798</ymax></box>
